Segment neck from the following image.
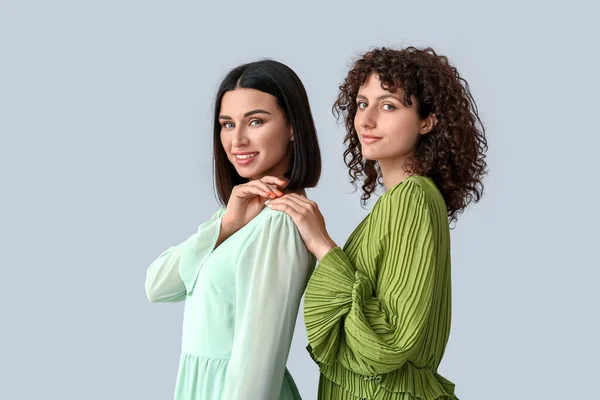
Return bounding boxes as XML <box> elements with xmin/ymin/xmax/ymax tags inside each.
<box><xmin>250</xmin><ymin>153</ymin><xmax>292</xmax><ymax>187</ymax></box>
<box><xmin>379</xmin><ymin>155</ymin><xmax>413</xmax><ymax>191</ymax></box>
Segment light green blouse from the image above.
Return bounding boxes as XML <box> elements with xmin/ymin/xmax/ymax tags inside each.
<box><xmin>145</xmin><ymin>207</ymin><xmax>315</xmax><ymax>400</ymax></box>
<box><xmin>304</xmin><ymin>176</ymin><xmax>459</xmax><ymax>400</ymax></box>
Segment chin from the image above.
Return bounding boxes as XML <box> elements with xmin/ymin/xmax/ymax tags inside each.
<box><xmin>233</xmin><ymin>165</ymin><xmax>267</xmax><ymax>180</ymax></box>
<box><xmin>233</xmin><ymin>168</ymin><xmax>253</xmax><ymax>179</ymax></box>
<box><xmin>235</xmin><ymin>172</ymin><xmax>252</xmax><ymax>179</ymax></box>
<box><xmin>361</xmin><ymin>150</ymin><xmax>379</xmax><ymax>161</ymax></box>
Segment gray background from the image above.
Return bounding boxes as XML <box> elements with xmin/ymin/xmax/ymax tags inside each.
<box><xmin>1</xmin><ymin>0</ymin><xmax>598</xmax><ymax>399</ymax></box>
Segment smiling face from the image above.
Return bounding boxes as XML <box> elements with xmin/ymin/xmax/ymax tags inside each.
<box><xmin>219</xmin><ymin>88</ymin><xmax>293</xmax><ymax>181</ymax></box>
<box><xmin>354</xmin><ymin>73</ymin><xmax>434</xmax><ymax>163</ymax></box>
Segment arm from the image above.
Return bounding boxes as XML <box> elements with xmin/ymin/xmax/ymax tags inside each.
<box><xmin>304</xmin><ymin>181</ymin><xmax>436</xmax><ymax>376</ymax></box>
<box><xmin>223</xmin><ymin>211</ymin><xmax>313</xmax><ymax>400</ymax></box>
<box><xmin>145</xmin><ymin>245</ymin><xmax>186</xmax><ymax>302</ymax></box>
<box><xmin>144</xmin><ymin>208</ymin><xmax>225</xmax><ymax>302</ymax></box>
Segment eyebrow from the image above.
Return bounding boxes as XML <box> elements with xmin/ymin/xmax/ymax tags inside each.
<box><xmin>357</xmin><ymin>94</ymin><xmax>403</xmax><ymax>102</ymax></box>
<box><xmin>218</xmin><ymin>109</ymin><xmax>272</xmax><ymax>120</ymax></box>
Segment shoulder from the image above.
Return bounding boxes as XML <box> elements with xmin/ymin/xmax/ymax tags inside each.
<box><xmin>378</xmin><ymin>176</ymin><xmax>447</xmax><ymax>212</ymax></box>
<box><xmin>367</xmin><ymin>176</ymin><xmax>447</xmax><ymax>241</ymax></box>
<box><xmin>261</xmin><ymin>208</ymin><xmax>312</xmax><ymax>254</ymax></box>
<box><xmin>261</xmin><ymin>207</ymin><xmax>296</xmax><ymax>227</ymax></box>
<box><xmin>249</xmin><ymin>208</ymin><xmax>305</xmax><ymax>244</ymax></box>
<box><xmin>240</xmin><ymin>208</ymin><xmax>314</xmax><ymax>271</ymax></box>
<box><xmin>375</xmin><ymin>176</ymin><xmax>429</xmax><ymax>214</ymax></box>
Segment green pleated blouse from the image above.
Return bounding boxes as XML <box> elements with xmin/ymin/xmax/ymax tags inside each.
<box><xmin>304</xmin><ymin>176</ymin><xmax>459</xmax><ymax>400</ymax></box>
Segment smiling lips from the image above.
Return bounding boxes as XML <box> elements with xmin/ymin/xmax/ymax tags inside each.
<box><xmin>361</xmin><ymin>134</ymin><xmax>382</xmax><ymax>144</ymax></box>
<box><xmin>233</xmin><ymin>152</ymin><xmax>259</xmax><ymax>166</ymax></box>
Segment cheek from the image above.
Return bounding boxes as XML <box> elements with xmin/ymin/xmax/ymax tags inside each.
<box><xmin>387</xmin><ymin>115</ymin><xmax>418</xmax><ymax>139</ymax></box>
<box><xmin>260</xmin><ymin>126</ymin><xmax>290</xmax><ymax>153</ymax></box>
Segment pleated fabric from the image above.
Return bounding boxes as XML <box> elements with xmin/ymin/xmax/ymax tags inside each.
<box><xmin>304</xmin><ymin>176</ymin><xmax>459</xmax><ymax>400</ymax></box>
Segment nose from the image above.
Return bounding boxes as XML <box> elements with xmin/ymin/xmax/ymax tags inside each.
<box><xmin>231</xmin><ymin>126</ymin><xmax>249</xmax><ymax>148</ymax></box>
<box><xmin>357</xmin><ymin>106</ymin><xmax>376</xmax><ymax>131</ymax></box>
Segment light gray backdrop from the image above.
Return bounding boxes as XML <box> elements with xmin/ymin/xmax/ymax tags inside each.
<box><xmin>1</xmin><ymin>0</ymin><xmax>598</xmax><ymax>399</ymax></box>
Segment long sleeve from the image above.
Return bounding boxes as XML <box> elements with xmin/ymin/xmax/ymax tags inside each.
<box><xmin>304</xmin><ymin>180</ymin><xmax>436</xmax><ymax>376</ymax></box>
<box><xmin>145</xmin><ymin>208</ymin><xmax>225</xmax><ymax>302</ymax></box>
<box><xmin>223</xmin><ymin>210</ymin><xmax>313</xmax><ymax>400</ymax></box>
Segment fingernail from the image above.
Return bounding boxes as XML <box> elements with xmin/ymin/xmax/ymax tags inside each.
<box><xmin>275</xmin><ymin>190</ymin><xmax>283</xmax><ymax>196</ymax></box>
<box><xmin>264</xmin><ymin>199</ymin><xmax>271</xmax><ymax>205</ymax></box>
<box><xmin>269</xmin><ymin>192</ymin><xmax>277</xmax><ymax>199</ymax></box>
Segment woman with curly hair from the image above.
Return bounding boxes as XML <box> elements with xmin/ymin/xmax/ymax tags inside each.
<box><xmin>267</xmin><ymin>46</ymin><xmax>487</xmax><ymax>399</ymax></box>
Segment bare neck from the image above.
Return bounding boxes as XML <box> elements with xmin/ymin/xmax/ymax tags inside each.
<box><xmin>379</xmin><ymin>157</ymin><xmax>413</xmax><ymax>190</ymax></box>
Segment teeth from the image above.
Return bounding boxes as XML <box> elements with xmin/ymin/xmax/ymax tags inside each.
<box><xmin>235</xmin><ymin>153</ymin><xmax>258</xmax><ymax>160</ymax></box>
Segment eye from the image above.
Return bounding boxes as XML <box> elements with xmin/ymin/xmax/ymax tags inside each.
<box><xmin>382</xmin><ymin>103</ymin><xmax>397</xmax><ymax>111</ymax></box>
<box><xmin>249</xmin><ymin>119</ymin><xmax>264</xmax><ymax>127</ymax></box>
<box><xmin>357</xmin><ymin>101</ymin><xmax>368</xmax><ymax>109</ymax></box>
<box><xmin>222</xmin><ymin>121</ymin><xmax>235</xmax><ymax>129</ymax></box>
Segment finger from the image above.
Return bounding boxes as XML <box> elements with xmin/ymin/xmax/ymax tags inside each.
<box><xmin>246</xmin><ymin>180</ymin><xmax>282</xmax><ymax>198</ymax></box>
<box><xmin>283</xmin><ymin>193</ymin><xmax>315</xmax><ymax>207</ymax></box>
<box><xmin>260</xmin><ymin>176</ymin><xmax>288</xmax><ymax>188</ymax></box>
<box><xmin>266</xmin><ymin>197</ymin><xmax>313</xmax><ymax>224</ymax></box>
<box><xmin>235</xmin><ymin>184</ymin><xmax>273</xmax><ymax>199</ymax></box>
<box><xmin>273</xmin><ymin>193</ymin><xmax>312</xmax><ymax>211</ymax></box>
<box><xmin>282</xmin><ymin>194</ymin><xmax>322</xmax><ymax>217</ymax></box>
<box><xmin>252</xmin><ymin>180</ymin><xmax>284</xmax><ymax>196</ymax></box>
<box><xmin>256</xmin><ymin>178</ymin><xmax>285</xmax><ymax>196</ymax></box>
<box><xmin>266</xmin><ymin>196</ymin><xmax>304</xmax><ymax>210</ymax></box>
<box><xmin>266</xmin><ymin>199</ymin><xmax>305</xmax><ymax>221</ymax></box>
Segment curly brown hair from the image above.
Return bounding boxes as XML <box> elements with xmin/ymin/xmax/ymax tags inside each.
<box><xmin>334</xmin><ymin>46</ymin><xmax>488</xmax><ymax>223</ymax></box>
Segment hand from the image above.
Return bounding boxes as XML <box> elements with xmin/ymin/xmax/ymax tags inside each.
<box><xmin>218</xmin><ymin>176</ymin><xmax>286</xmax><ymax>246</ymax></box>
<box><xmin>266</xmin><ymin>193</ymin><xmax>337</xmax><ymax>261</ymax></box>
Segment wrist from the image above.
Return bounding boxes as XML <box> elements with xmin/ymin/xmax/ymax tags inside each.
<box><xmin>220</xmin><ymin>216</ymin><xmax>241</xmax><ymax>236</ymax></box>
<box><xmin>313</xmin><ymin>237</ymin><xmax>337</xmax><ymax>262</ymax></box>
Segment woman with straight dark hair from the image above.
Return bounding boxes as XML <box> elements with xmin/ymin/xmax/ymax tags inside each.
<box><xmin>145</xmin><ymin>59</ymin><xmax>321</xmax><ymax>400</ymax></box>
<box><xmin>268</xmin><ymin>47</ymin><xmax>487</xmax><ymax>399</ymax></box>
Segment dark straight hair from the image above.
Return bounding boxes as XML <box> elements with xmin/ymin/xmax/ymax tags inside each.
<box><xmin>212</xmin><ymin>59</ymin><xmax>321</xmax><ymax>205</ymax></box>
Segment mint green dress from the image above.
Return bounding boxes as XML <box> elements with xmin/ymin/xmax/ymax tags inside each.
<box><xmin>304</xmin><ymin>176</ymin><xmax>459</xmax><ymax>400</ymax></box>
<box><xmin>145</xmin><ymin>207</ymin><xmax>315</xmax><ymax>400</ymax></box>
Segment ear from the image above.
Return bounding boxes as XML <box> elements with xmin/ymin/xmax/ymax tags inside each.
<box><xmin>419</xmin><ymin>113</ymin><xmax>438</xmax><ymax>135</ymax></box>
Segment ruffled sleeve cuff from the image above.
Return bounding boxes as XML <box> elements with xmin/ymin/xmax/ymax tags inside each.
<box><xmin>179</xmin><ymin>208</ymin><xmax>225</xmax><ymax>294</ymax></box>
